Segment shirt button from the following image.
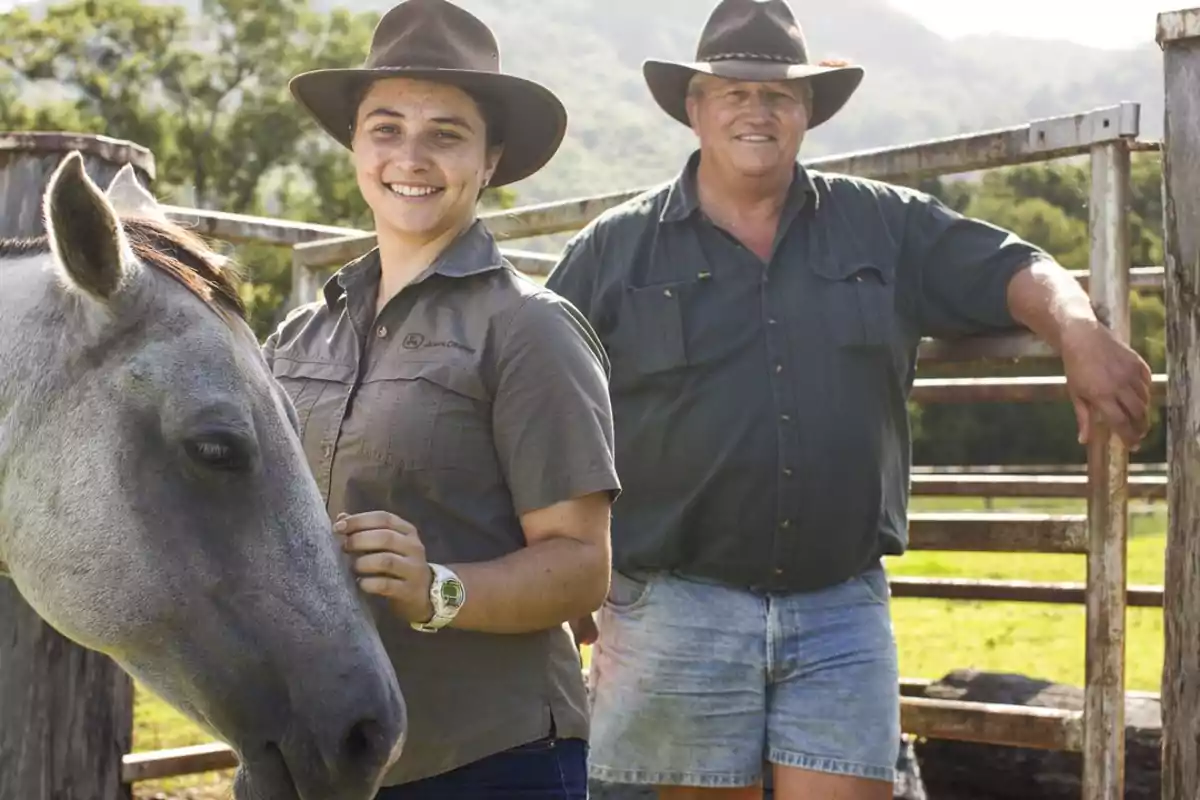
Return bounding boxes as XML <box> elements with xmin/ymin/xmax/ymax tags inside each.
<box><xmin>663</xmin><ymin>288</ymin><xmax>673</xmax><ymax>298</ymax></box>
<box><xmin>767</xmin><ymin>318</ymin><xmax>777</xmax><ymax>325</ymax></box>
<box><xmin>780</xmin><ymin>414</ymin><xmax>791</xmax><ymax>422</ymax></box>
<box><xmin>322</xmin><ymin>444</ymin><xmax>333</xmax><ymax>458</ymax></box>
<box><xmin>775</xmin><ymin>568</ymin><xmax>784</xmax><ymax>575</ymax></box>
<box><xmin>784</xmin><ymin>468</ymin><xmax>793</xmax><ymax>477</ymax></box>
<box><xmin>775</xmin><ymin>364</ymin><xmax>783</xmax><ymax>373</ymax></box>
<box><xmin>781</xmin><ymin>520</ymin><xmax>791</xmax><ymax>529</ymax></box>
<box><xmin>376</xmin><ymin>325</ymin><xmax>388</xmax><ymax>338</ymax></box>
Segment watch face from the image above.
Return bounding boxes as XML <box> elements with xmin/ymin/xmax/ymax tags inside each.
<box><xmin>439</xmin><ymin>578</ymin><xmax>465</xmax><ymax>609</ymax></box>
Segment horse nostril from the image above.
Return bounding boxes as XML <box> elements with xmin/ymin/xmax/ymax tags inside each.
<box><xmin>342</xmin><ymin>717</ymin><xmax>385</xmax><ymax>766</ymax></box>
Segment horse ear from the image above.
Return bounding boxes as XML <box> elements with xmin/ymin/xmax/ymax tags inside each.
<box><xmin>105</xmin><ymin>163</ymin><xmax>168</xmax><ymax>223</ymax></box>
<box><xmin>43</xmin><ymin>152</ymin><xmax>132</xmax><ymax>302</ymax></box>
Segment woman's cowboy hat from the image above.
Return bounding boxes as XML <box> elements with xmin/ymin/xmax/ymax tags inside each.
<box><xmin>643</xmin><ymin>0</ymin><xmax>864</xmax><ymax>130</ymax></box>
<box><xmin>289</xmin><ymin>0</ymin><xmax>566</xmax><ymax>187</ymax></box>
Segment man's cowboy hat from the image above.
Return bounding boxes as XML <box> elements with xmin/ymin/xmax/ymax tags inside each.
<box><xmin>643</xmin><ymin>0</ymin><xmax>864</xmax><ymax>130</ymax></box>
<box><xmin>289</xmin><ymin>0</ymin><xmax>566</xmax><ymax>187</ymax></box>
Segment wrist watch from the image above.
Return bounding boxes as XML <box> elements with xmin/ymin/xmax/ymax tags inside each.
<box><xmin>411</xmin><ymin>563</ymin><xmax>466</xmax><ymax>633</ymax></box>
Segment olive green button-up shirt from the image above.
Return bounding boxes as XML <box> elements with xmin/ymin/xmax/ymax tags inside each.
<box><xmin>263</xmin><ymin>221</ymin><xmax>620</xmax><ymax>784</ymax></box>
<box><xmin>546</xmin><ymin>151</ymin><xmax>1048</xmax><ymax>594</ymax></box>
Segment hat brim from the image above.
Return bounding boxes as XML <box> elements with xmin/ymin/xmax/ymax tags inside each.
<box><xmin>288</xmin><ymin>67</ymin><xmax>567</xmax><ymax>188</ymax></box>
<box><xmin>642</xmin><ymin>59</ymin><xmax>864</xmax><ymax>130</ymax></box>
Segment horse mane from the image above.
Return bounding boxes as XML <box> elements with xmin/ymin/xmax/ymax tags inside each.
<box><xmin>0</xmin><ymin>216</ymin><xmax>247</xmax><ymax>321</ymax></box>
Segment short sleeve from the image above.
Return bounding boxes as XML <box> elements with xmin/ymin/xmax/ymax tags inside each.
<box><xmin>903</xmin><ymin>191</ymin><xmax>1051</xmax><ymax>338</ymax></box>
<box><xmin>491</xmin><ymin>291</ymin><xmax>621</xmax><ymax>516</ymax></box>
<box><xmin>545</xmin><ymin>231</ymin><xmax>604</xmax><ymax>329</ymax></box>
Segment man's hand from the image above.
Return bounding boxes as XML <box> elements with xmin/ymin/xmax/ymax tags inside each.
<box><xmin>1060</xmin><ymin>319</ymin><xmax>1153</xmax><ymax>448</ymax></box>
<box><xmin>336</xmin><ymin>511</ymin><xmax>435</xmax><ymax>625</ymax></box>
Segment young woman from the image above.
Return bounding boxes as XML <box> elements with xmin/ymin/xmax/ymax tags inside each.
<box><xmin>263</xmin><ymin>1</ymin><xmax>620</xmax><ymax>796</ymax></box>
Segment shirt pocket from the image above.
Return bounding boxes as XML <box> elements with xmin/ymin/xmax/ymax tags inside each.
<box><xmin>811</xmin><ymin>260</ymin><xmax>896</xmax><ymax>349</ymax></box>
<box><xmin>270</xmin><ymin>357</ymin><xmax>354</xmax><ymax>444</ymax></box>
<box><xmin>618</xmin><ymin>275</ymin><xmax>719</xmax><ymax>376</ymax></box>
<box><xmin>358</xmin><ymin>358</ymin><xmax>490</xmax><ymax>471</ymax></box>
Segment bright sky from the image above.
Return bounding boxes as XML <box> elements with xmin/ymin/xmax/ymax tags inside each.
<box><xmin>888</xmin><ymin>0</ymin><xmax>1187</xmax><ymax>49</ymax></box>
<box><xmin>0</xmin><ymin>0</ymin><xmax>1188</xmax><ymax>50</ymax></box>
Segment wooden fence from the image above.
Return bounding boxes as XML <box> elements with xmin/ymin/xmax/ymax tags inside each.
<box><xmin>8</xmin><ymin>11</ymin><xmax>1200</xmax><ymax>797</ymax></box>
<box><xmin>113</xmin><ymin>97</ymin><xmax>1161</xmax><ymax>798</ymax></box>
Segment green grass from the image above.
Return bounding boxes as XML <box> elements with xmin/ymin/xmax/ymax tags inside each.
<box><xmin>129</xmin><ymin>495</ymin><xmax>1168</xmax><ymax>794</ymax></box>
<box><xmin>894</xmin><ymin>496</ymin><xmax>1165</xmax><ymax>692</ymax></box>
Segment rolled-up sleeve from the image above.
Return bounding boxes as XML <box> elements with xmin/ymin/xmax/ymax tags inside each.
<box><xmin>491</xmin><ymin>291</ymin><xmax>621</xmax><ymax>516</ymax></box>
<box><xmin>902</xmin><ymin>192</ymin><xmax>1052</xmax><ymax>338</ymax></box>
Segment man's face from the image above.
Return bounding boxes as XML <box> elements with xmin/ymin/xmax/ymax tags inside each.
<box><xmin>685</xmin><ymin>74</ymin><xmax>810</xmax><ymax>180</ymax></box>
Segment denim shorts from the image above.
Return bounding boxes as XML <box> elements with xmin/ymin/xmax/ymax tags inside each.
<box><xmin>587</xmin><ymin>563</ymin><xmax>900</xmax><ymax>788</ymax></box>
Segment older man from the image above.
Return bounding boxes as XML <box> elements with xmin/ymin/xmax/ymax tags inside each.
<box><xmin>546</xmin><ymin>0</ymin><xmax>1153</xmax><ymax>798</ymax></box>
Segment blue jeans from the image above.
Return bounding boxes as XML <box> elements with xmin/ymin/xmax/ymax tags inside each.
<box><xmin>374</xmin><ymin>735</ymin><xmax>588</xmax><ymax>799</ymax></box>
<box><xmin>587</xmin><ymin>562</ymin><xmax>900</xmax><ymax>787</ymax></box>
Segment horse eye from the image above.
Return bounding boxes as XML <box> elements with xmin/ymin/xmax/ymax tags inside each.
<box><xmin>184</xmin><ymin>434</ymin><xmax>249</xmax><ymax>472</ymax></box>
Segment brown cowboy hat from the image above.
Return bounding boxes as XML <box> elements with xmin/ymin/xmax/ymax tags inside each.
<box><xmin>644</xmin><ymin>0</ymin><xmax>864</xmax><ymax>130</ymax></box>
<box><xmin>288</xmin><ymin>0</ymin><xmax>566</xmax><ymax>187</ymax></box>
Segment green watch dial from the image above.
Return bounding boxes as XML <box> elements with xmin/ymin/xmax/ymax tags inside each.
<box><xmin>439</xmin><ymin>578</ymin><xmax>465</xmax><ymax>609</ymax></box>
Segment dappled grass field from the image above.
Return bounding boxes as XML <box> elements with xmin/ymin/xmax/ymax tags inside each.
<box><xmin>130</xmin><ymin>495</ymin><xmax>1168</xmax><ymax>797</ymax></box>
<box><xmin>894</xmin><ymin>496</ymin><xmax>1165</xmax><ymax>692</ymax></box>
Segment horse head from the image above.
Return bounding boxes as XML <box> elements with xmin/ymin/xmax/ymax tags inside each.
<box><xmin>0</xmin><ymin>153</ymin><xmax>405</xmax><ymax>800</ymax></box>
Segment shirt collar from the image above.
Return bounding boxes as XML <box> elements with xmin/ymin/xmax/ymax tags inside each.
<box><xmin>659</xmin><ymin>150</ymin><xmax>820</xmax><ymax>225</ymax></box>
<box><xmin>322</xmin><ymin>219</ymin><xmax>505</xmax><ymax>310</ymax></box>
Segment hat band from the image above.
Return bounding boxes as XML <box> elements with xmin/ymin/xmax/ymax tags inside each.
<box><xmin>366</xmin><ymin>46</ymin><xmax>495</xmax><ymax>72</ymax></box>
<box><xmin>702</xmin><ymin>52</ymin><xmax>802</xmax><ymax>64</ymax></box>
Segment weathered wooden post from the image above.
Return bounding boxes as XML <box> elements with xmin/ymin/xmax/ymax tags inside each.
<box><xmin>1084</xmin><ymin>105</ymin><xmax>1136</xmax><ymax>800</ymax></box>
<box><xmin>1157</xmin><ymin>11</ymin><xmax>1200</xmax><ymax>800</ymax></box>
<box><xmin>0</xmin><ymin>132</ymin><xmax>156</xmax><ymax>800</ymax></box>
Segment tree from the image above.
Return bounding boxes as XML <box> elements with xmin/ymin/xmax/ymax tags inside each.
<box><xmin>911</xmin><ymin>154</ymin><xmax>1167</xmax><ymax>466</ymax></box>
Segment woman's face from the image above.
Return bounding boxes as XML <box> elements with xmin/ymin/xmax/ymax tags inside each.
<box><xmin>351</xmin><ymin>77</ymin><xmax>502</xmax><ymax>244</ymax></box>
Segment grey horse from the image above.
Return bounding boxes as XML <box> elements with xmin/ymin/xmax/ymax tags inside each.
<box><xmin>0</xmin><ymin>152</ymin><xmax>406</xmax><ymax>800</ymax></box>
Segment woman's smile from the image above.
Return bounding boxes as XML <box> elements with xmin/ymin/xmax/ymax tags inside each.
<box><xmin>385</xmin><ymin>182</ymin><xmax>444</xmax><ymax>199</ymax></box>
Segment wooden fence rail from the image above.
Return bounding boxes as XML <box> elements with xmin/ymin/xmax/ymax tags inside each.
<box><xmin>910</xmin><ymin>473</ymin><xmax>1167</xmax><ymax>499</ymax></box>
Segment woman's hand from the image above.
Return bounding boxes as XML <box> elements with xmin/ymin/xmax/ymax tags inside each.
<box><xmin>336</xmin><ymin>511</ymin><xmax>434</xmax><ymax>625</ymax></box>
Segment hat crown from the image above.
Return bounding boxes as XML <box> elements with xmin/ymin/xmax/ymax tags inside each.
<box><xmin>695</xmin><ymin>0</ymin><xmax>809</xmax><ymax>65</ymax></box>
<box><xmin>365</xmin><ymin>0</ymin><xmax>499</xmax><ymax>73</ymax></box>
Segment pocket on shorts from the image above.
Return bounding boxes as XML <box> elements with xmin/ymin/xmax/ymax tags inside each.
<box><xmin>605</xmin><ymin>570</ymin><xmax>654</xmax><ymax>612</ymax></box>
<box><xmin>857</xmin><ymin>566</ymin><xmax>892</xmax><ymax>605</ymax></box>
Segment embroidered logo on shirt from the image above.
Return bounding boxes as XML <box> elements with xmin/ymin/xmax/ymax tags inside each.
<box><xmin>402</xmin><ymin>332</ymin><xmax>476</xmax><ymax>354</ymax></box>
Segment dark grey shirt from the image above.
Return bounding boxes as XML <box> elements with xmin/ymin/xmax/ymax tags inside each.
<box><xmin>546</xmin><ymin>151</ymin><xmax>1047</xmax><ymax>593</ymax></box>
<box><xmin>263</xmin><ymin>221</ymin><xmax>620</xmax><ymax>784</ymax></box>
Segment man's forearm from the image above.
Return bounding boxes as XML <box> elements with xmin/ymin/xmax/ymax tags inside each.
<box><xmin>439</xmin><ymin>537</ymin><xmax>610</xmax><ymax>635</ymax></box>
<box><xmin>1006</xmin><ymin>257</ymin><xmax>1103</xmax><ymax>351</ymax></box>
